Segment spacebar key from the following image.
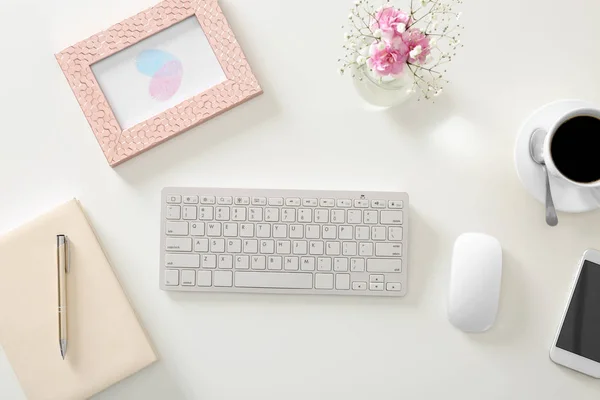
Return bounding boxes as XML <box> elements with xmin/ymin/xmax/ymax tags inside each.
<box><xmin>235</xmin><ymin>272</ymin><xmax>313</xmax><ymax>289</ymax></box>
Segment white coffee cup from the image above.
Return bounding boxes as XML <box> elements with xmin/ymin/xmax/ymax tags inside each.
<box><xmin>542</xmin><ymin>107</ymin><xmax>600</xmax><ymax>196</ymax></box>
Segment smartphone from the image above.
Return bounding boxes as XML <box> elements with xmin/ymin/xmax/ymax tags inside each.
<box><xmin>550</xmin><ymin>249</ymin><xmax>600</xmax><ymax>378</ymax></box>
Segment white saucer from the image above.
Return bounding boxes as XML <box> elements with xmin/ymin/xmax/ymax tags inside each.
<box><xmin>514</xmin><ymin>99</ymin><xmax>600</xmax><ymax>213</ymax></box>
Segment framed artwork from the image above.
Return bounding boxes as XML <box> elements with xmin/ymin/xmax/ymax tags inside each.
<box><xmin>56</xmin><ymin>0</ymin><xmax>262</xmax><ymax>167</ymax></box>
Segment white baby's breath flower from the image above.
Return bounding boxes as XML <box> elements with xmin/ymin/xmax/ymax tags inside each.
<box><xmin>421</xmin><ymin>0</ymin><xmax>429</xmax><ymax>5</ymax></box>
<box><xmin>409</xmin><ymin>45</ymin><xmax>423</xmax><ymax>59</ymax></box>
<box><xmin>456</xmin><ymin>12</ymin><xmax>462</xmax><ymax>20</ymax></box>
<box><xmin>434</xmin><ymin>88</ymin><xmax>443</xmax><ymax>96</ymax></box>
<box><xmin>354</xmin><ymin>0</ymin><xmax>360</xmax><ymax>4</ymax></box>
<box><xmin>377</xmin><ymin>41</ymin><xmax>386</xmax><ymax>51</ymax></box>
<box><xmin>348</xmin><ymin>13</ymin><xmax>353</xmax><ymax>19</ymax></box>
<box><xmin>344</xmin><ymin>32</ymin><xmax>350</xmax><ymax>41</ymax></box>
<box><xmin>338</xmin><ymin>68</ymin><xmax>345</xmax><ymax>76</ymax></box>
<box><xmin>373</xmin><ymin>29</ymin><xmax>382</xmax><ymax>39</ymax></box>
<box><xmin>356</xmin><ymin>55</ymin><xmax>366</xmax><ymax>65</ymax></box>
<box><xmin>396</xmin><ymin>23</ymin><xmax>406</xmax><ymax>33</ymax></box>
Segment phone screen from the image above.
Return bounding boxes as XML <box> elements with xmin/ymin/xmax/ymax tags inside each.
<box><xmin>556</xmin><ymin>260</ymin><xmax>600</xmax><ymax>362</ymax></box>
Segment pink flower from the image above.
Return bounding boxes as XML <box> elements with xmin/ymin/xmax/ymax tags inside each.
<box><xmin>372</xmin><ymin>6</ymin><xmax>411</xmax><ymax>40</ymax></box>
<box><xmin>368</xmin><ymin>38</ymin><xmax>409</xmax><ymax>77</ymax></box>
<box><xmin>402</xmin><ymin>28</ymin><xmax>431</xmax><ymax>64</ymax></box>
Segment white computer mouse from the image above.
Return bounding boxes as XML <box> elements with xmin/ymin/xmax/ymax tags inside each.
<box><xmin>448</xmin><ymin>233</ymin><xmax>502</xmax><ymax>333</ymax></box>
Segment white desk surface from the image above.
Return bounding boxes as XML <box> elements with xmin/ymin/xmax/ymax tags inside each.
<box><xmin>1</xmin><ymin>0</ymin><xmax>600</xmax><ymax>398</ymax></box>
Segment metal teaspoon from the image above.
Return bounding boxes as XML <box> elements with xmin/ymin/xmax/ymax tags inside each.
<box><xmin>529</xmin><ymin>128</ymin><xmax>558</xmax><ymax>226</ymax></box>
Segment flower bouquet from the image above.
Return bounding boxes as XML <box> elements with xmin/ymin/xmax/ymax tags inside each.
<box><xmin>339</xmin><ymin>0</ymin><xmax>464</xmax><ymax>105</ymax></box>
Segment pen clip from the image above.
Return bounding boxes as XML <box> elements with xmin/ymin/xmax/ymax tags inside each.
<box><xmin>57</xmin><ymin>235</ymin><xmax>70</xmax><ymax>273</ymax></box>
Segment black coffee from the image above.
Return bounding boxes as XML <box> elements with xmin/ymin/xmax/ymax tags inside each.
<box><xmin>550</xmin><ymin>116</ymin><xmax>600</xmax><ymax>184</ymax></box>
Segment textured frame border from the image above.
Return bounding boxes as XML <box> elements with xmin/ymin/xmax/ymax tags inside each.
<box><xmin>56</xmin><ymin>0</ymin><xmax>262</xmax><ymax>167</ymax></box>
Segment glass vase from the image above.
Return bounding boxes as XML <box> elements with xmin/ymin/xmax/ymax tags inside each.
<box><xmin>353</xmin><ymin>65</ymin><xmax>413</xmax><ymax>108</ymax></box>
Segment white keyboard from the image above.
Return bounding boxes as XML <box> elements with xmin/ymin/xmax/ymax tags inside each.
<box><xmin>160</xmin><ymin>188</ymin><xmax>408</xmax><ymax>297</ymax></box>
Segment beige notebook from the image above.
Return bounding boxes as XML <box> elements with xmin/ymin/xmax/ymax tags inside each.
<box><xmin>0</xmin><ymin>199</ymin><xmax>157</xmax><ymax>400</ymax></box>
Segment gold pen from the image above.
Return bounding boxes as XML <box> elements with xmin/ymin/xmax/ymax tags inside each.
<box><xmin>57</xmin><ymin>235</ymin><xmax>69</xmax><ymax>360</ymax></box>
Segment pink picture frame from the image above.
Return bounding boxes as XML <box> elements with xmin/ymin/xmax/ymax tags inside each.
<box><xmin>56</xmin><ymin>0</ymin><xmax>262</xmax><ymax>167</ymax></box>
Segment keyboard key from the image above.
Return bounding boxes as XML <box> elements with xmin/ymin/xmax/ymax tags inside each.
<box><xmin>235</xmin><ymin>272</ymin><xmax>313</xmax><ymax>289</ymax></box>
<box><xmin>364</xmin><ymin>210</ymin><xmax>378</xmax><ymax>224</ymax></box>
<box><xmin>206</xmin><ymin>222</ymin><xmax>221</xmax><ymax>236</ymax></box>
<box><xmin>352</xmin><ymin>281</ymin><xmax>367</xmax><ymax>290</ymax></box>
<box><xmin>290</xmin><ymin>225</ymin><xmax>303</xmax><ymax>239</ymax></box>
<box><xmin>217</xmin><ymin>196</ymin><xmax>233</xmax><ymax>205</ymax></box>
<box><xmin>240</xmin><ymin>223</ymin><xmax>254</xmax><ymax>237</ymax></box>
<box><xmin>257</xmin><ymin>224</ymin><xmax>271</xmax><ymax>238</ymax></box>
<box><xmin>388</xmin><ymin>200</ymin><xmax>403</xmax><ymax>209</ymax></box>
<box><xmin>298</xmin><ymin>209</ymin><xmax>312</xmax><ymax>222</ymax></box>
<box><xmin>282</xmin><ymin>208</ymin><xmax>296</xmax><ymax>222</ymax></box>
<box><xmin>166</xmin><ymin>206</ymin><xmax>181</xmax><ymax>220</ymax></box>
<box><xmin>347</xmin><ymin>210</ymin><xmax>362</xmax><ymax>224</ymax></box>
<box><xmin>224</xmin><ymin>223</ymin><xmax>238</xmax><ymax>237</ymax></box>
<box><xmin>355</xmin><ymin>226</ymin><xmax>369</xmax><ymax>240</ymax></box>
<box><xmin>354</xmin><ymin>199</ymin><xmax>369</xmax><ymax>208</ymax></box>
<box><xmin>190</xmin><ymin>223</ymin><xmax>205</xmax><ymax>236</ymax></box>
<box><xmin>184</xmin><ymin>195</ymin><xmax>199</xmax><ymax>204</ymax></box>
<box><xmin>232</xmin><ymin>207</ymin><xmax>246</xmax><ymax>221</ymax></box>
<box><xmin>166</xmin><ymin>238</ymin><xmax>192</xmax><ymax>252</ymax></box>
<box><xmin>372</xmin><ymin>227</ymin><xmax>386</xmax><ymax>241</ymax></box>
<box><xmin>252</xmin><ymin>197</ymin><xmax>267</xmax><ymax>206</ymax></box>
<box><xmin>388</xmin><ymin>227</ymin><xmax>403</xmax><ymax>241</ymax></box>
<box><xmin>343</xmin><ymin>242</ymin><xmax>357</xmax><ymax>256</ymax></box>
<box><xmin>303</xmin><ymin>198</ymin><xmax>318</xmax><ymax>207</ymax></box>
<box><xmin>387</xmin><ymin>282</ymin><xmax>402</xmax><ymax>291</ymax></box>
<box><xmin>182</xmin><ymin>206</ymin><xmax>197</xmax><ymax>220</ymax></box>
<box><xmin>359</xmin><ymin>242</ymin><xmax>373</xmax><ymax>256</ymax></box>
<box><xmin>286</xmin><ymin>198</ymin><xmax>301</xmax><ymax>206</ymax></box>
<box><xmin>381</xmin><ymin>211</ymin><xmax>403</xmax><ymax>225</ymax></box>
<box><xmin>249</xmin><ymin>208</ymin><xmax>263</xmax><ymax>222</ymax></box>
<box><xmin>197</xmin><ymin>271</ymin><xmax>212</xmax><ymax>286</ymax></box>
<box><xmin>301</xmin><ymin>257</ymin><xmax>315</xmax><ymax>271</ymax></box>
<box><xmin>166</xmin><ymin>195</ymin><xmax>182</xmax><ymax>204</ymax></box>
<box><xmin>367</xmin><ymin>258</ymin><xmax>402</xmax><ymax>273</ymax></box>
<box><xmin>165</xmin><ymin>270</ymin><xmax>179</xmax><ymax>286</ymax></box>
<box><xmin>370</xmin><ymin>274</ymin><xmax>384</xmax><ymax>283</ymax></box>
<box><xmin>261</xmin><ymin>240</ymin><xmax>275</xmax><ymax>254</ymax></box>
<box><xmin>268</xmin><ymin>256</ymin><xmax>283</xmax><ymax>270</ymax></box>
<box><xmin>337</xmin><ymin>199</ymin><xmax>352</xmax><ymax>207</ymax></box>
<box><xmin>277</xmin><ymin>241</ymin><xmax>291</xmax><ymax>254</ymax></box>
<box><xmin>202</xmin><ymin>255</ymin><xmax>217</xmax><ymax>269</ymax></box>
<box><xmin>269</xmin><ymin>197</ymin><xmax>284</xmax><ymax>206</ymax></box>
<box><xmin>210</xmin><ymin>239</ymin><xmax>225</xmax><ymax>253</ymax></box>
<box><xmin>181</xmin><ymin>270</ymin><xmax>196</xmax><ymax>286</ymax></box>
<box><xmin>284</xmin><ymin>256</ymin><xmax>299</xmax><ymax>271</ymax></box>
<box><xmin>315</xmin><ymin>273</ymin><xmax>334</xmax><ymax>289</ymax></box>
<box><xmin>244</xmin><ymin>239</ymin><xmax>258</xmax><ymax>253</ymax></box>
<box><xmin>376</xmin><ymin>243</ymin><xmax>402</xmax><ymax>257</ymax></box>
<box><xmin>331</xmin><ymin>210</ymin><xmax>345</xmax><ymax>223</ymax></box>
<box><xmin>323</xmin><ymin>225</ymin><xmax>336</xmax><ymax>239</ymax></box>
<box><xmin>317</xmin><ymin>257</ymin><xmax>332</xmax><ymax>271</ymax></box>
<box><xmin>201</xmin><ymin>196</ymin><xmax>216</xmax><ymax>204</ymax></box>
<box><xmin>235</xmin><ymin>255</ymin><xmax>250</xmax><ymax>269</ymax></box>
<box><xmin>227</xmin><ymin>239</ymin><xmax>242</xmax><ymax>253</ymax></box>
<box><xmin>326</xmin><ymin>242</ymin><xmax>341</xmax><ymax>256</ymax></box>
<box><xmin>320</xmin><ymin>199</ymin><xmax>335</xmax><ymax>207</ymax></box>
<box><xmin>265</xmin><ymin>208</ymin><xmax>279</xmax><ymax>222</ymax></box>
<box><xmin>215</xmin><ymin>207</ymin><xmax>230</xmax><ymax>221</ymax></box>
<box><xmin>214</xmin><ymin>271</ymin><xmax>233</xmax><ymax>287</ymax></box>
<box><xmin>251</xmin><ymin>256</ymin><xmax>266</xmax><ymax>270</ymax></box>
<box><xmin>194</xmin><ymin>239</ymin><xmax>209</xmax><ymax>252</ymax></box>
<box><xmin>350</xmin><ymin>258</ymin><xmax>365</xmax><ymax>272</ymax></box>
<box><xmin>314</xmin><ymin>209</ymin><xmax>329</xmax><ymax>223</ymax></box>
<box><xmin>371</xmin><ymin>200</ymin><xmax>386</xmax><ymax>208</ymax></box>
<box><xmin>310</xmin><ymin>241</ymin><xmax>324</xmax><ymax>255</ymax></box>
<box><xmin>334</xmin><ymin>258</ymin><xmax>348</xmax><ymax>272</ymax></box>
<box><xmin>336</xmin><ymin>274</ymin><xmax>350</xmax><ymax>290</ymax></box>
<box><xmin>234</xmin><ymin>197</ymin><xmax>250</xmax><ymax>205</ymax></box>
<box><xmin>293</xmin><ymin>241</ymin><xmax>308</xmax><ymax>255</ymax></box>
<box><xmin>273</xmin><ymin>225</ymin><xmax>287</xmax><ymax>238</ymax></box>
<box><xmin>198</xmin><ymin>207</ymin><xmax>214</xmax><ymax>220</ymax></box>
<box><xmin>339</xmin><ymin>226</ymin><xmax>352</xmax><ymax>240</ymax></box>
<box><xmin>166</xmin><ymin>221</ymin><xmax>188</xmax><ymax>235</ymax></box>
<box><xmin>306</xmin><ymin>225</ymin><xmax>320</xmax><ymax>239</ymax></box>
<box><xmin>370</xmin><ymin>283</ymin><xmax>384</xmax><ymax>291</ymax></box>
<box><xmin>165</xmin><ymin>254</ymin><xmax>200</xmax><ymax>268</ymax></box>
